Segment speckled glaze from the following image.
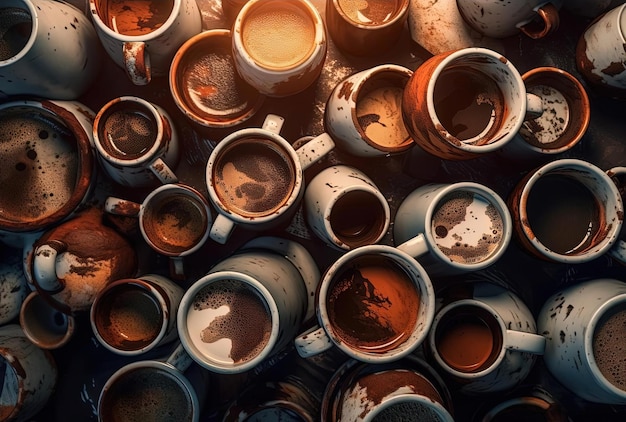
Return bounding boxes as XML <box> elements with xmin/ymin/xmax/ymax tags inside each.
<box><xmin>89</xmin><ymin>0</ymin><xmax>202</xmax><ymax>85</ymax></box>
<box><xmin>0</xmin><ymin>324</ymin><xmax>57</xmax><ymax>422</ymax></box>
<box><xmin>538</xmin><ymin>278</ymin><xmax>626</xmax><ymax>404</ymax></box>
<box><xmin>0</xmin><ymin>250</ymin><xmax>28</xmax><ymax>326</ymax></box>
<box><xmin>427</xmin><ymin>281</ymin><xmax>545</xmax><ymax>394</ymax></box>
<box><xmin>0</xmin><ymin>0</ymin><xmax>102</xmax><ymax>99</ymax></box>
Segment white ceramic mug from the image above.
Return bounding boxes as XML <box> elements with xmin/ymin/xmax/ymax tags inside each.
<box><xmin>205</xmin><ymin>114</ymin><xmax>335</xmax><ymax>244</ymax></box>
<box><xmin>393</xmin><ymin>182</ymin><xmax>513</xmax><ymax>276</ymax></box>
<box><xmin>325</xmin><ymin>64</ymin><xmax>414</xmax><ymax>157</ymax></box>
<box><xmin>93</xmin><ymin>96</ymin><xmax>180</xmax><ymax>187</ymax></box>
<box><xmin>231</xmin><ymin>0</ymin><xmax>327</xmax><ymax>97</ymax></box>
<box><xmin>0</xmin><ymin>0</ymin><xmax>102</xmax><ymax>99</ymax></box>
<box><xmin>177</xmin><ymin>236</ymin><xmax>319</xmax><ymax>374</ymax></box>
<box><xmin>304</xmin><ymin>164</ymin><xmax>390</xmax><ymax>250</ymax></box>
<box><xmin>538</xmin><ymin>278</ymin><xmax>626</xmax><ymax>404</ymax></box>
<box><xmin>88</xmin><ymin>0</ymin><xmax>202</xmax><ymax>85</ymax></box>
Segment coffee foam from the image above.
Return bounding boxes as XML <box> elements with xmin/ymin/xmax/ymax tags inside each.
<box><xmin>0</xmin><ymin>109</ymin><xmax>79</xmax><ymax>223</ymax></box>
<box><xmin>372</xmin><ymin>401</ymin><xmax>444</xmax><ymax>422</ymax></box>
<box><xmin>593</xmin><ymin>307</ymin><xmax>626</xmax><ymax>391</ymax></box>
<box><xmin>186</xmin><ymin>279</ymin><xmax>272</xmax><ymax>365</ymax></box>
<box><xmin>430</xmin><ymin>191</ymin><xmax>504</xmax><ymax>264</ymax></box>
<box><xmin>100</xmin><ymin>107</ymin><xmax>156</xmax><ymax>160</ymax></box>
<box><xmin>0</xmin><ymin>7</ymin><xmax>32</xmax><ymax>61</ymax></box>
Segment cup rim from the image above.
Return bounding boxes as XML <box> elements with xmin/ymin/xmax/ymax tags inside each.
<box><xmin>329</xmin><ymin>0</ymin><xmax>410</xmax><ymax>30</ymax></box>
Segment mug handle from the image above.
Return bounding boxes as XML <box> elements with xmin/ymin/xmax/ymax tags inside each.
<box><xmin>396</xmin><ymin>233</ymin><xmax>430</xmax><ymax>259</ymax></box>
<box><xmin>294</xmin><ymin>325</ymin><xmax>334</xmax><ymax>358</ymax></box>
<box><xmin>104</xmin><ymin>197</ymin><xmax>142</xmax><ymax>218</ymax></box>
<box><xmin>123</xmin><ymin>41</ymin><xmax>151</xmax><ymax>85</ymax></box>
<box><xmin>296</xmin><ymin>133</ymin><xmax>336</xmax><ymax>171</ymax></box>
<box><xmin>607</xmin><ymin>166</ymin><xmax>626</xmax><ymax>264</ymax></box>
<box><xmin>166</xmin><ymin>342</ymin><xmax>194</xmax><ymax>373</ymax></box>
<box><xmin>169</xmin><ymin>257</ymin><xmax>186</xmax><ymax>281</ymax></box>
<box><xmin>209</xmin><ymin>213</ymin><xmax>236</xmax><ymax>245</ymax></box>
<box><xmin>149</xmin><ymin>157</ymin><xmax>179</xmax><ymax>184</ymax></box>
<box><xmin>32</xmin><ymin>240</ymin><xmax>67</xmax><ymax>293</ymax></box>
<box><xmin>519</xmin><ymin>3</ymin><xmax>560</xmax><ymax>40</ymax></box>
<box><xmin>525</xmin><ymin>93</ymin><xmax>544</xmax><ymax>120</ymax></box>
<box><xmin>505</xmin><ymin>330</ymin><xmax>546</xmax><ymax>355</ymax></box>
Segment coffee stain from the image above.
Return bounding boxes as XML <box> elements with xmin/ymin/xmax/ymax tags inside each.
<box><xmin>338</xmin><ymin>81</ymin><xmax>354</xmax><ymax>100</ymax></box>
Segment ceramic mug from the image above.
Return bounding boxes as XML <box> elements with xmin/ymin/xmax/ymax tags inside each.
<box><xmin>0</xmin><ymin>248</ymin><xmax>28</xmax><ymax>325</ymax></box>
<box><xmin>325</xmin><ymin>64</ymin><xmax>414</xmax><ymax>157</ymax></box>
<box><xmin>538</xmin><ymin>278</ymin><xmax>626</xmax><ymax>404</ymax></box>
<box><xmin>456</xmin><ymin>0</ymin><xmax>563</xmax><ymax>39</ymax></box>
<box><xmin>304</xmin><ymin>164</ymin><xmax>390</xmax><ymax>250</ymax></box>
<box><xmin>401</xmin><ymin>47</ymin><xmax>544</xmax><ymax>160</ymax></box>
<box><xmin>205</xmin><ymin>114</ymin><xmax>335</xmax><ymax>244</ymax></box>
<box><xmin>177</xmin><ymin>236</ymin><xmax>319</xmax><ymax>374</ymax></box>
<box><xmin>231</xmin><ymin>0</ymin><xmax>327</xmax><ymax>97</ymax></box>
<box><xmin>88</xmin><ymin>0</ymin><xmax>202</xmax><ymax>85</ymax></box>
<box><xmin>427</xmin><ymin>281</ymin><xmax>546</xmax><ymax>394</ymax></box>
<box><xmin>93</xmin><ymin>96</ymin><xmax>180</xmax><ymax>188</ymax></box>
<box><xmin>0</xmin><ymin>0</ymin><xmax>102</xmax><ymax>99</ymax></box>
<box><xmin>325</xmin><ymin>0</ymin><xmax>410</xmax><ymax>56</ymax></box>
<box><xmin>19</xmin><ymin>290</ymin><xmax>76</xmax><ymax>349</ymax></box>
<box><xmin>393</xmin><ymin>182</ymin><xmax>513</xmax><ymax>276</ymax></box>
<box><xmin>508</xmin><ymin>159</ymin><xmax>626</xmax><ymax>265</ymax></box>
<box><xmin>90</xmin><ymin>274</ymin><xmax>184</xmax><ymax>356</ymax></box>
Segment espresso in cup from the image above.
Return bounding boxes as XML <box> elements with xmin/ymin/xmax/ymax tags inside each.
<box><xmin>212</xmin><ymin>138</ymin><xmax>296</xmax><ymax>217</ymax></box>
<box><xmin>329</xmin><ymin>190</ymin><xmax>388</xmax><ymax>247</ymax></box>
<box><xmin>98</xmin><ymin>102</ymin><xmax>158</xmax><ymax>161</ymax></box>
<box><xmin>0</xmin><ymin>7</ymin><xmax>31</xmax><ymax>61</ymax></box>
<box><xmin>593</xmin><ymin>303</ymin><xmax>626</xmax><ymax>392</ymax></box>
<box><xmin>98</xmin><ymin>0</ymin><xmax>175</xmax><ymax>36</ymax></box>
<box><xmin>185</xmin><ymin>278</ymin><xmax>272</xmax><ymax>365</ymax></box>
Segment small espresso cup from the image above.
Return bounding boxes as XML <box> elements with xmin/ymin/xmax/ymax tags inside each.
<box><xmin>427</xmin><ymin>281</ymin><xmax>546</xmax><ymax>394</ymax></box>
<box><xmin>325</xmin><ymin>0</ymin><xmax>410</xmax><ymax>56</ymax></box>
<box><xmin>89</xmin><ymin>0</ymin><xmax>202</xmax><ymax>85</ymax></box>
<box><xmin>90</xmin><ymin>274</ymin><xmax>184</xmax><ymax>356</ymax></box>
<box><xmin>177</xmin><ymin>237</ymin><xmax>318</xmax><ymax>374</ymax></box>
<box><xmin>295</xmin><ymin>242</ymin><xmax>436</xmax><ymax>363</ymax></box>
<box><xmin>93</xmin><ymin>96</ymin><xmax>180</xmax><ymax>188</ymax></box>
<box><xmin>538</xmin><ymin>278</ymin><xmax>626</xmax><ymax>404</ymax></box>
<box><xmin>501</xmin><ymin>67</ymin><xmax>590</xmax><ymax>159</ymax></box>
<box><xmin>325</xmin><ymin>64</ymin><xmax>414</xmax><ymax>157</ymax></box>
<box><xmin>98</xmin><ymin>344</ymin><xmax>200</xmax><ymax>421</ymax></box>
<box><xmin>105</xmin><ymin>183</ymin><xmax>213</xmax><ymax>279</ymax></box>
<box><xmin>456</xmin><ymin>0</ymin><xmax>562</xmax><ymax>39</ymax></box>
<box><xmin>19</xmin><ymin>291</ymin><xmax>76</xmax><ymax>350</ymax></box>
<box><xmin>205</xmin><ymin>114</ymin><xmax>335</xmax><ymax>244</ymax></box>
<box><xmin>231</xmin><ymin>0</ymin><xmax>327</xmax><ymax>97</ymax></box>
<box><xmin>508</xmin><ymin>159</ymin><xmax>626</xmax><ymax>264</ymax></box>
<box><xmin>304</xmin><ymin>164</ymin><xmax>390</xmax><ymax>250</ymax></box>
<box><xmin>393</xmin><ymin>182</ymin><xmax>512</xmax><ymax>276</ymax></box>
<box><xmin>401</xmin><ymin>47</ymin><xmax>544</xmax><ymax>160</ymax></box>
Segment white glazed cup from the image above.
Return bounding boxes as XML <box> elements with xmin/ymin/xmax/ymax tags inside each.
<box><xmin>304</xmin><ymin>164</ymin><xmax>390</xmax><ymax>250</ymax></box>
<box><xmin>427</xmin><ymin>282</ymin><xmax>545</xmax><ymax>394</ymax></box>
<box><xmin>507</xmin><ymin>159</ymin><xmax>626</xmax><ymax>265</ymax></box>
<box><xmin>325</xmin><ymin>64</ymin><xmax>414</xmax><ymax>157</ymax></box>
<box><xmin>205</xmin><ymin>114</ymin><xmax>335</xmax><ymax>244</ymax></box>
<box><xmin>393</xmin><ymin>182</ymin><xmax>513</xmax><ymax>276</ymax></box>
<box><xmin>538</xmin><ymin>278</ymin><xmax>626</xmax><ymax>404</ymax></box>
<box><xmin>105</xmin><ymin>183</ymin><xmax>213</xmax><ymax>280</ymax></box>
<box><xmin>93</xmin><ymin>96</ymin><xmax>180</xmax><ymax>188</ymax></box>
<box><xmin>0</xmin><ymin>0</ymin><xmax>102</xmax><ymax>99</ymax></box>
<box><xmin>19</xmin><ymin>291</ymin><xmax>76</xmax><ymax>350</ymax></box>
<box><xmin>456</xmin><ymin>0</ymin><xmax>562</xmax><ymax>39</ymax></box>
<box><xmin>231</xmin><ymin>0</ymin><xmax>327</xmax><ymax>97</ymax></box>
<box><xmin>90</xmin><ymin>274</ymin><xmax>184</xmax><ymax>356</ymax></box>
<box><xmin>177</xmin><ymin>237</ymin><xmax>317</xmax><ymax>374</ymax></box>
<box><xmin>88</xmin><ymin>0</ymin><xmax>202</xmax><ymax>85</ymax></box>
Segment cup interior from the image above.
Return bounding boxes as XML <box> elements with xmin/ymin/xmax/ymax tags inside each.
<box><xmin>333</xmin><ymin>0</ymin><xmax>408</xmax><ymax>27</ymax></box>
<box><xmin>93</xmin><ymin>0</ymin><xmax>175</xmax><ymax>37</ymax></box>
<box><xmin>0</xmin><ymin>3</ymin><xmax>33</xmax><ymax>61</ymax></box>
<box><xmin>591</xmin><ymin>300</ymin><xmax>626</xmax><ymax>393</ymax></box>
<box><xmin>329</xmin><ymin>189</ymin><xmax>388</xmax><ymax>248</ymax></box>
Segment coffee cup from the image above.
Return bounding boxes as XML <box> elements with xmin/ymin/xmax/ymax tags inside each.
<box><xmin>19</xmin><ymin>290</ymin><xmax>76</xmax><ymax>349</ymax></box>
<box><xmin>393</xmin><ymin>181</ymin><xmax>512</xmax><ymax>276</ymax></box>
<box><xmin>0</xmin><ymin>99</ymin><xmax>97</xmax><ymax>248</ymax></box>
<box><xmin>105</xmin><ymin>183</ymin><xmax>213</xmax><ymax>280</ymax></box>
<box><xmin>500</xmin><ymin>67</ymin><xmax>590</xmax><ymax>159</ymax></box>
<box><xmin>508</xmin><ymin>159</ymin><xmax>626</xmax><ymax>264</ymax></box>
<box><xmin>90</xmin><ymin>274</ymin><xmax>184</xmax><ymax>356</ymax></box>
<box><xmin>325</xmin><ymin>0</ymin><xmax>410</xmax><ymax>56</ymax></box>
<box><xmin>98</xmin><ymin>343</ymin><xmax>200</xmax><ymax>421</ymax></box>
<box><xmin>538</xmin><ymin>278</ymin><xmax>626</xmax><ymax>404</ymax></box>
<box><xmin>205</xmin><ymin>114</ymin><xmax>335</xmax><ymax>244</ymax></box>
<box><xmin>169</xmin><ymin>29</ymin><xmax>265</xmax><ymax>130</ymax></box>
<box><xmin>295</xmin><ymin>241</ymin><xmax>435</xmax><ymax>363</ymax></box>
<box><xmin>576</xmin><ymin>4</ymin><xmax>626</xmax><ymax>98</ymax></box>
<box><xmin>401</xmin><ymin>47</ymin><xmax>544</xmax><ymax>160</ymax></box>
<box><xmin>177</xmin><ymin>236</ymin><xmax>319</xmax><ymax>374</ymax></box>
<box><xmin>0</xmin><ymin>0</ymin><xmax>102</xmax><ymax>99</ymax></box>
<box><xmin>304</xmin><ymin>164</ymin><xmax>390</xmax><ymax>250</ymax></box>
<box><xmin>231</xmin><ymin>0</ymin><xmax>327</xmax><ymax>97</ymax></box>
<box><xmin>88</xmin><ymin>0</ymin><xmax>202</xmax><ymax>85</ymax></box>
<box><xmin>0</xmin><ymin>324</ymin><xmax>58</xmax><ymax>422</ymax></box>
<box><xmin>456</xmin><ymin>0</ymin><xmax>562</xmax><ymax>39</ymax></box>
<box><xmin>93</xmin><ymin>96</ymin><xmax>180</xmax><ymax>188</ymax></box>
<box><xmin>427</xmin><ymin>281</ymin><xmax>546</xmax><ymax>394</ymax></box>
<box><xmin>325</xmin><ymin>64</ymin><xmax>414</xmax><ymax>158</ymax></box>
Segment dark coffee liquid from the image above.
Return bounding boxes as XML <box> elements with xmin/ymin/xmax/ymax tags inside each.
<box><xmin>100</xmin><ymin>106</ymin><xmax>157</xmax><ymax>160</ymax></box>
<box><xmin>0</xmin><ymin>7</ymin><xmax>32</xmax><ymax>61</ymax></box>
<box><xmin>100</xmin><ymin>0</ymin><xmax>174</xmax><ymax>36</ymax></box>
<box><xmin>593</xmin><ymin>306</ymin><xmax>626</xmax><ymax>391</ymax></box>
<box><xmin>435</xmin><ymin>313</ymin><xmax>495</xmax><ymax>372</ymax></box>
<box><xmin>526</xmin><ymin>174</ymin><xmax>600</xmax><ymax>255</ymax></box>
<box><xmin>433</xmin><ymin>67</ymin><xmax>503</xmax><ymax>142</ymax></box>
<box><xmin>330</xmin><ymin>190</ymin><xmax>386</xmax><ymax>248</ymax></box>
